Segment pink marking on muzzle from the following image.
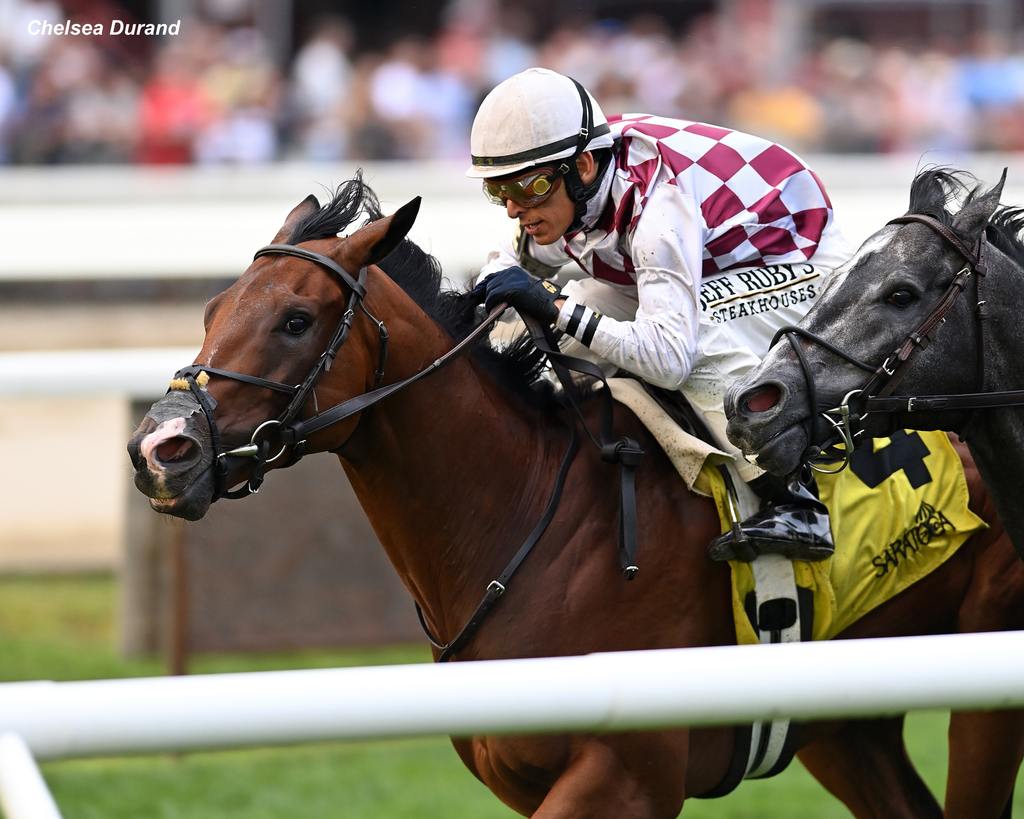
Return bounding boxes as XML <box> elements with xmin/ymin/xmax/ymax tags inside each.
<box><xmin>139</xmin><ymin>417</ymin><xmax>187</xmax><ymax>473</ymax></box>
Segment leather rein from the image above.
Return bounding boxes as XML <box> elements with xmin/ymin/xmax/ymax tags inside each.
<box><xmin>771</xmin><ymin>212</ymin><xmax>1020</xmax><ymax>472</ymax></box>
<box><xmin>171</xmin><ymin>242</ymin><xmax>643</xmax><ymax>663</ymax></box>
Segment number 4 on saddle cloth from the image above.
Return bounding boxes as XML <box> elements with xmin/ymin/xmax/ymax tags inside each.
<box><xmin>608</xmin><ymin>378</ymin><xmax>986</xmax><ymax>645</ymax></box>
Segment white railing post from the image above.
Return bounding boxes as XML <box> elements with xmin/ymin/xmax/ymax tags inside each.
<box><xmin>0</xmin><ymin>733</ymin><xmax>63</xmax><ymax>819</ymax></box>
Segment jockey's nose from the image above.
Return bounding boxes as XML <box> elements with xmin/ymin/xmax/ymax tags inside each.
<box><xmin>506</xmin><ymin>198</ymin><xmax>524</xmax><ymax>219</ymax></box>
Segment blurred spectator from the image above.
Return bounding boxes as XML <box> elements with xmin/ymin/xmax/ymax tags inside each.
<box><xmin>194</xmin><ymin>25</ymin><xmax>280</xmax><ymax>163</ymax></box>
<box><xmin>2</xmin><ymin>0</ymin><xmax>1024</xmax><ymax>164</ymax></box>
<box><xmin>727</xmin><ymin>75</ymin><xmax>825</xmax><ymax>151</ymax></box>
<box><xmin>812</xmin><ymin>38</ymin><xmax>893</xmax><ymax>153</ymax></box>
<box><xmin>288</xmin><ymin>16</ymin><xmax>353</xmax><ymax>160</ymax></box>
<box><xmin>0</xmin><ymin>0</ymin><xmax>61</xmax><ymax>71</ymax></box>
<box><xmin>959</xmin><ymin>32</ymin><xmax>1024</xmax><ymax>150</ymax></box>
<box><xmin>0</xmin><ymin>54</ymin><xmax>16</xmax><ymax>163</ymax></box>
<box><xmin>137</xmin><ymin>44</ymin><xmax>210</xmax><ymax>163</ymax></box>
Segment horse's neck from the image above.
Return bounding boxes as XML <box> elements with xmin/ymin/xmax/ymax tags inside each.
<box><xmin>962</xmin><ymin>251</ymin><xmax>1024</xmax><ymax>555</ymax></box>
<box><xmin>337</xmin><ymin>300</ymin><xmax>560</xmax><ymax>640</ymax></box>
<box><xmin>975</xmin><ymin>249</ymin><xmax>1024</xmax><ymax>395</ymax></box>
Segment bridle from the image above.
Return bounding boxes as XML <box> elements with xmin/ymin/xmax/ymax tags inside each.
<box><xmin>174</xmin><ymin>243</ymin><xmax>511</xmax><ymax>502</ymax></box>
<box><xmin>174</xmin><ymin>243</ymin><xmax>510</xmax><ymax>501</ymax></box>
<box><xmin>770</xmin><ymin>212</ymin><xmax>1003</xmax><ymax>473</ymax></box>
<box><xmin>173</xmin><ymin>243</ymin><xmax>389</xmax><ymax>500</ymax></box>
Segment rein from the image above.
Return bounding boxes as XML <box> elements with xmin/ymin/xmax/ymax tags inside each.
<box><xmin>772</xmin><ymin>212</ymin><xmax>1004</xmax><ymax>472</ymax></box>
<box><xmin>416</xmin><ymin>314</ymin><xmax>646</xmax><ymax>663</ymax></box>
<box><xmin>171</xmin><ymin>242</ymin><xmax>644</xmax><ymax>663</ymax></box>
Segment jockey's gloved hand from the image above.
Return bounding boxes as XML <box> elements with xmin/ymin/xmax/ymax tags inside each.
<box><xmin>470</xmin><ymin>266</ymin><xmax>562</xmax><ymax>324</ymax></box>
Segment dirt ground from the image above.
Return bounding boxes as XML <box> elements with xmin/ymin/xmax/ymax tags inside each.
<box><xmin>1</xmin><ymin>302</ymin><xmax>206</xmax><ymax>570</ymax></box>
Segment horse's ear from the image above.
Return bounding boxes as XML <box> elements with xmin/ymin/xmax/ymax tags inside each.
<box><xmin>953</xmin><ymin>168</ymin><xmax>1006</xmax><ymax>241</ymax></box>
<box><xmin>271</xmin><ymin>195</ymin><xmax>320</xmax><ymax>243</ymax></box>
<box><xmin>337</xmin><ymin>197</ymin><xmax>421</xmax><ymax>270</ymax></box>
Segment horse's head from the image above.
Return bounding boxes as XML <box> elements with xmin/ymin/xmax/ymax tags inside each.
<box><xmin>127</xmin><ymin>187</ymin><xmax>421</xmax><ymax>520</ymax></box>
<box><xmin>725</xmin><ymin>169</ymin><xmax>1006</xmax><ymax>477</ymax></box>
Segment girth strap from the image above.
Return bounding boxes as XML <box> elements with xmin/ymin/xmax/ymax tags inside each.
<box><xmin>520</xmin><ymin>314</ymin><xmax>644</xmax><ymax>579</ymax></box>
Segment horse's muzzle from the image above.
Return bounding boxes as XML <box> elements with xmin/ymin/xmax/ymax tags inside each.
<box><xmin>127</xmin><ymin>391</ymin><xmax>216</xmax><ymax>520</ymax></box>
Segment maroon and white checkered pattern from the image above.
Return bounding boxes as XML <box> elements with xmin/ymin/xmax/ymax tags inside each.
<box><xmin>573</xmin><ymin>114</ymin><xmax>833</xmax><ymax>283</ymax></box>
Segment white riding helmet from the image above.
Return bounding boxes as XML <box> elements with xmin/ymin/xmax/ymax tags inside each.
<box><xmin>466</xmin><ymin>67</ymin><xmax>614</xmax><ymax>179</ymax></box>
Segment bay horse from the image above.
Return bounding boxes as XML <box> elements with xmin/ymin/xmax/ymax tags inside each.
<box><xmin>724</xmin><ymin>168</ymin><xmax>1024</xmax><ymax>563</ymax></box>
<box><xmin>128</xmin><ymin>176</ymin><xmax>1024</xmax><ymax>818</ymax></box>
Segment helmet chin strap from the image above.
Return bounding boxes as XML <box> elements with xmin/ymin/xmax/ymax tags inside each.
<box><xmin>562</xmin><ymin>148</ymin><xmax>612</xmax><ymax>232</ymax></box>
<box><xmin>559</xmin><ymin>77</ymin><xmax>609</xmax><ymax>232</ymax></box>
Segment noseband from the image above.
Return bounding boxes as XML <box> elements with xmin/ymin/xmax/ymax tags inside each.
<box><xmin>771</xmin><ymin>213</ymin><xmax>991</xmax><ymax>473</ymax></box>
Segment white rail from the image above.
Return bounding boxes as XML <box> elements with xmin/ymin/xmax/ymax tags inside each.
<box><xmin>0</xmin><ymin>347</ymin><xmax>195</xmax><ymax>398</ymax></box>
<box><xmin>2</xmin><ymin>157</ymin><xmax>1021</xmax><ymax>281</ymax></box>
<box><xmin>0</xmin><ymin>734</ymin><xmax>62</xmax><ymax>819</ymax></box>
<box><xmin>3</xmin><ymin>633</ymin><xmax>1024</xmax><ymax>762</ymax></box>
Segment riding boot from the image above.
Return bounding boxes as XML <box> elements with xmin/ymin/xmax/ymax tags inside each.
<box><xmin>708</xmin><ymin>475</ymin><xmax>835</xmax><ymax>563</ymax></box>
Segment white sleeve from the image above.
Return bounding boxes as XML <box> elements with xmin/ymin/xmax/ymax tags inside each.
<box><xmin>554</xmin><ymin>184</ymin><xmax>703</xmax><ymax>390</ymax></box>
<box><xmin>476</xmin><ymin>227</ymin><xmax>572</xmax><ymax>286</ymax></box>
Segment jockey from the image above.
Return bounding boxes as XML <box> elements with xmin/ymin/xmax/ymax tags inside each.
<box><xmin>467</xmin><ymin>67</ymin><xmax>854</xmax><ymax>563</ymax></box>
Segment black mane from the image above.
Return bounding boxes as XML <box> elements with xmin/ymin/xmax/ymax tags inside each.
<box><xmin>289</xmin><ymin>172</ymin><xmax>553</xmax><ymax>406</ymax></box>
<box><xmin>907</xmin><ymin>167</ymin><xmax>1024</xmax><ymax>270</ymax></box>
<box><xmin>988</xmin><ymin>206</ymin><xmax>1024</xmax><ymax>272</ymax></box>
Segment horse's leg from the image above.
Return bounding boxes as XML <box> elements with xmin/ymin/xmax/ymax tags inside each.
<box><xmin>945</xmin><ymin>710</ymin><xmax>1024</xmax><ymax>819</ymax></box>
<box><xmin>797</xmin><ymin>717</ymin><xmax>943</xmax><ymax>818</ymax></box>
<box><xmin>530</xmin><ymin>739</ymin><xmax>685</xmax><ymax>819</ymax></box>
<box><xmin>944</xmin><ymin>524</ymin><xmax>1024</xmax><ymax>819</ymax></box>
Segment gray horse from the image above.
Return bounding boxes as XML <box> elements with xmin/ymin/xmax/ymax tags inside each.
<box><xmin>723</xmin><ymin>168</ymin><xmax>1024</xmax><ymax>560</ymax></box>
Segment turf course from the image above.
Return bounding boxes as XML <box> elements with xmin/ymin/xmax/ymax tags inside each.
<box><xmin>2</xmin><ymin>574</ymin><xmax>1021</xmax><ymax>818</ymax></box>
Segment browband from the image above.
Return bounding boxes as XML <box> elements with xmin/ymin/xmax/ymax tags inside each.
<box><xmin>254</xmin><ymin>244</ymin><xmax>367</xmax><ymax>299</ymax></box>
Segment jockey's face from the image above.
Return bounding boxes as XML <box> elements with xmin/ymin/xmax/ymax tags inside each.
<box><xmin>503</xmin><ymin>153</ymin><xmax>598</xmax><ymax>244</ymax></box>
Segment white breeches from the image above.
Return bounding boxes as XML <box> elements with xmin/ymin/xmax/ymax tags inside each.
<box><xmin>555</xmin><ymin>247</ymin><xmax>850</xmax><ymax>483</ymax></box>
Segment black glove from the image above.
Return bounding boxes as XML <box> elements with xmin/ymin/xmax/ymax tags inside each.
<box><xmin>470</xmin><ymin>266</ymin><xmax>562</xmax><ymax>324</ymax></box>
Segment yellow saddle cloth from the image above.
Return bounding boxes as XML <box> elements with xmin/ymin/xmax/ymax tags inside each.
<box><xmin>707</xmin><ymin>431</ymin><xmax>987</xmax><ymax>645</ymax></box>
<box><xmin>603</xmin><ymin>378</ymin><xmax>987</xmax><ymax>646</ymax></box>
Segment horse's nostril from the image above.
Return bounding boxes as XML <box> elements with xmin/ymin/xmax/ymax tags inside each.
<box><xmin>743</xmin><ymin>384</ymin><xmax>782</xmax><ymax>414</ymax></box>
<box><xmin>155</xmin><ymin>436</ymin><xmax>197</xmax><ymax>465</ymax></box>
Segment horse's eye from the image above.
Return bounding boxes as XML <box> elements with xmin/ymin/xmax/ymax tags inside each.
<box><xmin>284</xmin><ymin>315</ymin><xmax>310</xmax><ymax>335</ymax></box>
<box><xmin>886</xmin><ymin>289</ymin><xmax>916</xmax><ymax>308</ymax></box>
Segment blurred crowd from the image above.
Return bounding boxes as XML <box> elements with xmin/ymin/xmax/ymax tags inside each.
<box><xmin>1</xmin><ymin>0</ymin><xmax>1024</xmax><ymax>165</ymax></box>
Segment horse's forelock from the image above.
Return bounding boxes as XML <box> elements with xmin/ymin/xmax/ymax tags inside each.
<box><xmin>288</xmin><ymin>173</ymin><xmax>382</xmax><ymax>245</ymax></box>
<box><xmin>907</xmin><ymin>167</ymin><xmax>1023</xmax><ymax>270</ymax></box>
<box><xmin>907</xmin><ymin>167</ymin><xmax>975</xmax><ymax>224</ymax></box>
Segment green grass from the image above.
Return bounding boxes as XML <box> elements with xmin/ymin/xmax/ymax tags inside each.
<box><xmin>1</xmin><ymin>574</ymin><xmax>1020</xmax><ymax>818</ymax></box>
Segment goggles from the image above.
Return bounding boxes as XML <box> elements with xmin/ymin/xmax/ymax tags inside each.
<box><xmin>482</xmin><ymin>167</ymin><xmax>562</xmax><ymax>208</ymax></box>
